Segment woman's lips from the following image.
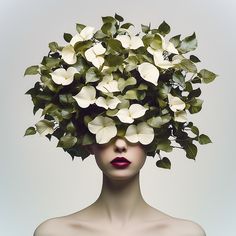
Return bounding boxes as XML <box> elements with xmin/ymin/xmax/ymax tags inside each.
<box><xmin>110</xmin><ymin>157</ymin><xmax>131</xmax><ymax>168</ymax></box>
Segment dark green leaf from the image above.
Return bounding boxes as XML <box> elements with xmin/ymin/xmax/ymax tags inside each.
<box><xmin>107</xmin><ymin>38</ymin><xmax>123</xmax><ymax>52</ymax></box>
<box><xmin>141</xmin><ymin>24</ymin><xmax>150</xmax><ymax>34</ymax></box>
<box><xmin>101</xmin><ymin>22</ymin><xmax>116</xmax><ymax>36</ymax></box>
<box><xmin>190</xmin><ymin>55</ymin><xmax>201</xmax><ymax>63</ymax></box>
<box><xmin>191</xmin><ymin>126</ymin><xmax>199</xmax><ymax>135</ymax></box>
<box><xmin>24</xmin><ymin>127</ymin><xmax>36</xmax><ymax>136</ymax></box>
<box><xmin>189</xmin><ymin>98</ymin><xmax>203</xmax><ymax>114</ymax></box>
<box><xmin>85</xmin><ymin>67</ymin><xmax>100</xmax><ymax>83</ymax></box>
<box><xmin>184</xmin><ymin>142</ymin><xmax>197</xmax><ymax>159</ymax></box>
<box><xmin>198</xmin><ymin>134</ymin><xmax>212</xmax><ymax>144</ymax></box>
<box><xmin>172</xmin><ymin>71</ymin><xmax>185</xmax><ymax>88</ymax></box>
<box><xmin>105</xmin><ymin>54</ymin><xmax>123</xmax><ymax>67</ymax></box>
<box><xmin>120</xmin><ymin>23</ymin><xmax>134</xmax><ymax>29</ymax></box>
<box><xmin>156</xmin><ymin>157</ymin><xmax>171</xmax><ymax>169</ymax></box>
<box><xmin>115</xmin><ymin>13</ymin><xmax>124</xmax><ymax>22</ymax></box>
<box><xmin>63</xmin><ymin>33</ymin><xmax>73</xmax><ymax>43</ymax></box>
<box><xmin>157</xmin><ymin>21</ymin><xmax>171</xmax><ymax>36</ymax></box>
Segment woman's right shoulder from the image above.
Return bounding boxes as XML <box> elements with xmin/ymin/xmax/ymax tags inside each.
<box><xmin>33</xmin><ymin>217</ymin><xmax>63</xmax><ymax>236</ymax></box>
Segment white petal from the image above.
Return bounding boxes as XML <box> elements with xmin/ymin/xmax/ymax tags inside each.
<box><xmin>95</xmin><ymin>97</ymin><xmax>108</xmax><ymax>109</ymax></box>
<box><xmin>61</xmin><ymin>45</ymin><xmax>77</xmax><ymax>64</ymax></box>
<box><xmin>88</xmin><ymin>116</ymin><xmax>117</xmax><ymax>144</ymax></box>
<box><xmin>165</xmin><ymin>41</ymin><xmax>179</xmax><ymax>54</ymax></box>
<box><xmin>80</xmin><ymin>26</ymin><xmax>95</xmax><ymax>40</ymax></box>
<box><xmin>107</xmin><ymin>97</ymin><xmax>120</xmax><ymax>109</ymax></box>
<box><xmin>116</xmin><ymin>35</ymin><xmax>131</xmax><ymax>48</ymax></box>
<box><xmin>130</xmin><ymin>36</ymin><xmax>144</xmax><ymax>49</ymax></box>
<box><xmin>147</xmin><ymin>46</ymin><xmax>156</xmax><ymax>55</ymax></box>
<box><xmin>70</xmin><ymin>34</ymin><xmax>83</xmax><ymax>46</ymax></box>
<box><xmin>174</xmin><ymin>110</ymin><xmax>187</xmax><ymax>123</ymax></box>
<box><xmin>124</xmin><ymin>125</ymin><xmax>139</xmax><ymax>143</ymax></box>
<box><xmin>67</xmin><ymin>67</ymin><xmax>78</xmax><ymax>77</ymax></box>
<box><xmin>73</xmin><ymin>86</ymin><xmax>96</xmax><ymax>108</ymax></box>
<box><xmin>168</xmin><ymin>94</ymin><xmax>186</xmax><ymax>112</ymax></box>
<box><xmin>153</xmin><ymin>51</ymin><xmax>173</xmax><ymax>69</ymax></box>
<box><xmin>85</xmin><ymin>47</ymin><xmax>96</xmax><ymax>62</ymax></box>
<box><xmin>136</xmin><ymin>122</ymin><xmax>154</xmax><ymax>145</ymax></box>
<box><xmin>50</xmin><ymin>68</ymin><xmax>66</xmax><ymax>85</ymax></box>
<box><xmin>138</xmin><ymin>62</ymin><xmax>159</xmax><ymax>86</ymax></box>
<box><xmin>87</xmin><ymin>116</ymin><xmax>104</xmax><ymax>134</ymax></box>
<box><xmin>93</xmin><ymin>43</ymin><xmax>106</xmax><ymax>55</ymax></box>
<box><xmin>116</xmin><ymin>108</ymin><xmax>134</xmax><ymax>123</ymax></box>
<box><xmin>91</xmin><ymin>56</ymin><xmax>104</xmax><ymax>68</ymax></box>
<box><xmin>96</xmin><ymin>125</ymin><xmax>117</xmax><ymax>144</ymax></box>
<box><xmin>129</xmin><ymin>104</ymin><xmax>147</xmax><ymax>119</ymax></box>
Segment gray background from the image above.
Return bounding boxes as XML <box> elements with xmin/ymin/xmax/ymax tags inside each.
<box><xmin>0</xmin><ymin>0</ymin><xmax>235</xmax><ymax>235</ymax></box>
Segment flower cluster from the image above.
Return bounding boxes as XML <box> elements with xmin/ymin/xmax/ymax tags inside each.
<box><xmin>24</xmin><ymin>14</ymin><xmax>216</xmax><ymax>169</ymax></box>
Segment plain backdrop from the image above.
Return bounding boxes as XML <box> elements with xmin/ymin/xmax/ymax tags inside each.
<box><xmin>0</xmin><ymin>0</ymin><xmax>235</xmax><ymax>235</ymax></box>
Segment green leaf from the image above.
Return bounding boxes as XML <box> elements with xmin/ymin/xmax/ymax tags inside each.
<box><xmin>107</xmin><ymin>38</ymin><xmax>123</xmax><ymax>52</ymax></box>
<box><xmin>82</xmin><ymin>133</ymin><xmax>95</xmax><ymax>145</ymax></box>
<box><xmin>76</xmin><ymin>23</ymin><xmax>86</xmax><ymax>33</ymax></box>
<box><xmin>48</xmin><ymin>42</ymin><xmax>58</xmax><ymax>52</ymax></box>
<box><xmin>59</xmin><ymin>94</ymin><xmax>75</xmax><ymax>105</ymax></box>
<box><xmin>24</xmin><ymin>127</ymin><xmax>36</xmax><ymax>136</ymax></box>
<box><xmin>172</xmin><ymin>71</ymin><xmax>185</xmax><ymax>88</ymax></box>
<box><xmin>85</xmin><ymin>67</ymin><xmax>100</xmax><ymax>83</ymax></box>
<box><xmin>63</xmin><ymin>33</ymin><xmax>73</xmax><ymax>43</ymax></box>
<box><xmin>184</xmin><ymin>142</ymin><xmax>197</xmax><ymax>159</ymax></box>
<box><xmin>156</xmin><ymin>139</ymin><xmax>173</xmax><ymax>152</ymax></box>
<box><xmin>189</xmin><ymin>98</ymin><xmax>203</xmax><ymax>114</ymax></box>
<box><xmin>94</xmin><ymin>29</ymin><xmax>107</xmax><ymax>39</ymax></box>
<box><xmin>41</xmin><ymin>56</ymin><xmax>61</xmax><ymax>68</ymax></box>
<box><xmin>156</xmin><ymin>157</ymin><xmax>171</xmax><ymax>169</ymax></box>
<box><xmin>198</xmin><ymin>134</ymin><xmax>212</xmax><ymax>144</ymax></box>
<box><xmin>169</xmin><ymin>34</ymin><xmax>181</xmax><ymax>48</ymax></box>
<box><xmin>74</xmin><ymin>40</ymin><xmax>93</xmax><ymax>53</ymax></box>
<box><xmin>120</xmin><ymin>23</ymin><xmax>134</xmax><ymax>29</ymax></box>
<box><xmin>24</xmin><ymin>65</ymin><xmax>39</xmax><ymax>76</ymax></box>
<box><xmin>66</xmin><ymin>121</ymin><xmax>76</xmax><ymax>133</ymax></box>
<box><xmin>191</xmin><ymin>126</ymin><xmax>199</xmax><ymax>136</ymax></box>
<box><xmin>102</xmin><ymin>16</ymin><xmax>117</xmax><ymax>25</ymax></box>
<box><xmin>57</xmin><ymin>134</ymin><xmax>77</xmax><ymax>148</ymax></box>
<box><xmin>150</xmin><ymin>34</ymin><xmax>162</xmax><ymax>50</ymax></box>
<box><xmin>191</xmin><ymin>76</ymin><xmax>202</xmax><ymax>84</ymax></box>
<box><xmin>198</xmin><ymin>69</ymin><xmax>217</xmax><ymax>84</ymax></box>
<box><xmin>188</xmin><ymin>88</ymin><xmax>201</xmax><ymax>99</ymax></box>
<box><xmin>141</xmin><ymin>23</ymin><xmax>150</xmax><ymax>34</ymax></box>
<box><xmin>190</xmin><ymin>55</ymin><xmax>201</xmax><ymax>63</ymax></box>
<box><xmin>105</xmin><ymin>54</ymin><xmax>123</xmax><ymax>67</ymax></box>
<box><xmin>114</xmin><ymin>13</ymin><xmax>124</xmax><ymax>22</ymax></box>
<box><xmin>178</xmin><ymin>59</ymin><xmax>197</xmax><ymax>73</ymax></box>
<box><xmin>178</xmin><ymin>32</ymin><xmax>198</xmax><ymax>54</ymax></box>
<box><xmin>101</xmin><ymin>22</ymin><xmax>116</xmax><ymax>36</ymax></box>
<box><xmin>157</xmin><ymin>21</ymin><xmax>171</xmax><ymax>36</ymax></box>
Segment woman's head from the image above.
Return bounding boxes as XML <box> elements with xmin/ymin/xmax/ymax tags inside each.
<box><xmin>88</xmin><ymin>137</ymin><xmax>147</xmax><ymax>180</ymax></box>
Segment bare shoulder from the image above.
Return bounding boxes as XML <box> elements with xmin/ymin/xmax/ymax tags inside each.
<box><xmin>168</xmin><ymin>217</ymin><xmax>206</xmax><ymax>236</ymax></box>
<box><xmin>33</xmin><ymin>217</ymin><xmax>65</xmax><ymax>236</ymax></box>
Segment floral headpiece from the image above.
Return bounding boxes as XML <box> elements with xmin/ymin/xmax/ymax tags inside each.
<box><xmin>24</xmin><ymin>14</ymin><xmax>216</xmax><ymax>169</ymax></box>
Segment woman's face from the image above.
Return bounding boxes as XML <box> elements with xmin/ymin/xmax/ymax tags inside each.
<box><xmin>90</xmin><ymin>137</ymin><xmax>147</xmax><ymax>180</ymax></box>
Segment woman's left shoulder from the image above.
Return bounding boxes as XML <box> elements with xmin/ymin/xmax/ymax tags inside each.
<box><xmin>168</xmin><ymin>217</ymin><xmax>206</xmax><ymax>236</ymax></box>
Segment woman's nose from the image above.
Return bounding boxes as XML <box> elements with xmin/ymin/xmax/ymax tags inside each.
<box><xmin>114</xmin><ymin>138</ymin><xmax>127</xmax><ymax>153</ymax></box>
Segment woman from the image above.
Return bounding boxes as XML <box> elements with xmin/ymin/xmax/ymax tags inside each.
<box><xmin>33</xmin><ymin>136</ymin><xmax>206</xmax><ymax>236</ymax></box>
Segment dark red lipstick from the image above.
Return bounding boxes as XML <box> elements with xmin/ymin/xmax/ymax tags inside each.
<box><xmin>110</xmin><ymin>157</ymin><xmax>131</xmax><ymax>168</ymax></box>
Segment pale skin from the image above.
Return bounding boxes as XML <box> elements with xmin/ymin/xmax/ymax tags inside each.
<box><xmin>34</xmin><ymin>137</ymin><xmax>206</xmax><ymax>236</ymax></box>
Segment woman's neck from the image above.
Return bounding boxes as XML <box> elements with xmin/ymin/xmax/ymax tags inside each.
<box><xmin>93</xmin><ymin>172</ymin><xmax>149</xmax><ymax>225</ymax></box>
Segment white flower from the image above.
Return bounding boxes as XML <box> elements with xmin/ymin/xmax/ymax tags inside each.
<box><xmin>61</xmin><ymin>45</ymin><xmax>77</xmax><ymax>65</ymax></box>
<box><xmin>72</xmin><ymin>86</ymin><xmax>96</xmax><ymax>108</ymax></box>
<box><xmin>138</xmin><ymin>62</ymin><xmax>160</xmax><ymax>86</ymax></box>
<box><xmin>96</xmin><ymin>74</ymin><xmax>120</xmax><ymax>93</ymax></box>
<box><xmin>167</xmin><ymin>93</ymin><xmax>186</xmax><ymax>112</ymax></box>
<box><xmin>70</xmin><ymin>26</ymin><xmax>95</xmax><ymax>46</ymax></box>
<box><xmin>50</xmin><ymin>67</ymin><xmax>78</xmax><ymax>85</ymax></box>
<box><xmin>125</xmin><ymin>122</ymin><xmax>154</xmax><ymax>145</ymax></box>
<box><xmin>174</xmin><ymin>110</ymin><xmax>187</xmax><ymax>123</ymax></box>
<box><xmin>153</xmin><ymin>51</ymin><xmax>174</xmax><ymax>69</ymax></box>
<box><xmin>116</xmin><ymin>104</ymin><xmax>147</xmax><ymax>124</ymax></box>
<box><xmin>116</xmin><ymin>35</ymin><xmax>144</xmax><ymax>50</ymax></box>
<box><xmin>88</xmin><ymin>116</ymin><xmax>117</xmax><ymax>144</ymax></box>
<box><xmin>84</xmin><ymin>43</ymin><xmax>106</xmax><ymax>68</ymax></box>
<box><xmin>95</xmin><ymin>97</ymin><xmax>120</xmax><ymax>110</ymax></box>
